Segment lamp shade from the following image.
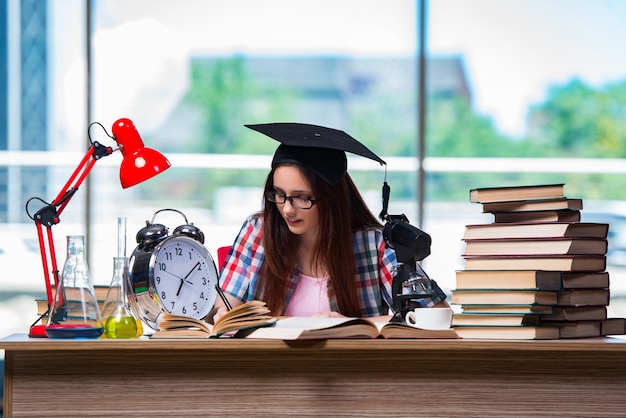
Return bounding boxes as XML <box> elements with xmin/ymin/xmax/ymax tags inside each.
<box><xmin>112</xmin><ymin>118</ymin><xmax>171</xmax><ymax>188</ymax></box>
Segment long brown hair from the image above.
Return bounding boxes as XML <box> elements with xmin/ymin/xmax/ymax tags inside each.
<box><xmin>260</xmin><ymin>164</ymin><xmax>381</xmax><ymax>316</ymax></box>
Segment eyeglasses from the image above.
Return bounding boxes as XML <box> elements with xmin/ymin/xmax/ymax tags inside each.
<box><xmin>264</xmin><ymin>190</ymin><xmax>318</xmax><ymax>209</ymax></box>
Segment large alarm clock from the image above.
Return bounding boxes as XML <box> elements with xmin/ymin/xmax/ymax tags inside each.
<box><xmin>127</xmin><ymin>209</ymin><xmax>218</xmax><ymax>330</ymax></box>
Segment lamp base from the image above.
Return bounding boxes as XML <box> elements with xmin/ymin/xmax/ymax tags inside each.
<box><xmin>29</xmin><ymin>324</ymin><xmax>48</xmax><ymax>338</ymax></box>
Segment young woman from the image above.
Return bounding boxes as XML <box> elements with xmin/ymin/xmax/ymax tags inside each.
<box><xmin>213</xmin><ymin>123</ymin><xmax>448</xmax><ymax>321</ymax></box>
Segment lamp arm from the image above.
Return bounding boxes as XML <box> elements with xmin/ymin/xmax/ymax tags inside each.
<box><xmin>31</xmin><ymin>142</ymin><xmax>114</xmax><ymax>310</ymax></box>
<box><xmin>35</xmin><ymin>222</ymin><xmax>57</xmax><ymax>309</ymax></box>
<box><xmin>53</xmin><ymin>141</ymin><xmax>114</xmax><ymax>217</ymax></box>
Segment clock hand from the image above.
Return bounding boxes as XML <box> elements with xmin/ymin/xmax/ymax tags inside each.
<box><xmin>183</xmin><ymin>261</ymin><xmax>201</xmax><ymax>283</ymax></box>
<box><xmin>161</xmin><ymin>270</ymin><xmax>184</xmax><ymax>281</ymax></box>
<box><xmin>175</xmin><ymin>262</ymin><xmax>201</xmax><ymax>296</ymax></box>
<box><xmin>176</xmin><ymin>278</ymin><xmax>184</xmax><ymax>296</ymax></box>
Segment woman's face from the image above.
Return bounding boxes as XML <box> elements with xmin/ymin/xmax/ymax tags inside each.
<box><xmin>271</xmin><ymin>165</ymin><xmax>320</xmax><ymax>241</ymax></box>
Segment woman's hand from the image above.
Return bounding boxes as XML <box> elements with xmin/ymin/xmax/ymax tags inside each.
<box><xmin>208</xmin><ymin>292</ymin><xmax>242</xmax><ymax>324</ymax></box>
<box><xmin>212</xmin><ymin>306</ymin><xmax>229</xmax><ymax>323</ymax></box>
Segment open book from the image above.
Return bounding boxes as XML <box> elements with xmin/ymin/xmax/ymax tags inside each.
<box><xmin>243</xmin><ymin>316</ymin><xmax>459</xmax><ymax>340</ymax></box>
<box><xmin>151</xmin><ymin>300</ymin><xmax>277</xmax><ymax>339</ymax></box>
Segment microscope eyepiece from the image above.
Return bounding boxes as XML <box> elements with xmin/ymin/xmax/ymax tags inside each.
<box><xmin>383</xmin><ymin>215</ymin><xmax>431</xmax><ymax>262</ymax></box>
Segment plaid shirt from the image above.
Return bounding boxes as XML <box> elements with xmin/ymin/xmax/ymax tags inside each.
<box><xmin>219</xmin><ymin>214</ymin><xmax>446</xmax><ymax>317</ymax></box>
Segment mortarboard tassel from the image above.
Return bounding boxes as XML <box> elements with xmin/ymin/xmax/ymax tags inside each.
<box><xmin>380</xmin><ymin>181</ymin><xmax>390</xmax><ymax>221</ymax></box>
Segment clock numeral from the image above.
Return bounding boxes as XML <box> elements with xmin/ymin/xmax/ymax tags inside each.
<box><xmin>170</xmin><ymin>301</ymin><xmax>175</xmax><ymax>310</ymax></box>
<box><xmin>156</xmin><ymin>276</ymin><xmax>161</xmax><ymax>285</ymax></box>
<box><xmin>200</xmin><ymin>291</ymin><xmax>205</xmax><ymax>300</ymax></box>
<box><xmin>193</xmin><ymin>302</ymin><xmax>198</xmax><ymax>311</ymax></box>
<box><xmin>182</xmin><ymin>306</ymin><xmax>187</xmax><ymax>315</ymax></box>
<box><xmin>202</xmin><ymin>277</ymin><xmax>207</xmax><ymax>285</ymax></box>
<box><xmin>161</xmin><ymin>291</ymin><xmax>167</xmax><ymax>300</ymax></box>
<box><xmin>158</xmin><ymin>262</ymin><xmax>166</xmax><ymax>271</ymax></box>
<box><xmin>165</xmin><ymin>249</ymin><xmax>183</xmax><ymax>260</ymax></box>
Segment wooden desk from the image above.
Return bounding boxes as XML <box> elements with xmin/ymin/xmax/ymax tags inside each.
<box><xmin>2</xmin><ymin>334</ymin><xmax>626</xmax><ymax>417</ymax></box>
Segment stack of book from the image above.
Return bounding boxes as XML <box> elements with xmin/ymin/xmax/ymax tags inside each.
<box><xmin>35</xmin><ymin>285</ymin><xmax>108</xmax><ymax>324</ymax></box>
<box><xmin>451</xmin><ymin>184</ymin><xmax>626</xmax><ymax>339</ymax></box>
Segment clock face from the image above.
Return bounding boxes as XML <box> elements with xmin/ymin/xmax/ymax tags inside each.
<box><xmin>149</xmin><ymin>236</ymin><xmax>218</xmax><ymax>320</ymax></box>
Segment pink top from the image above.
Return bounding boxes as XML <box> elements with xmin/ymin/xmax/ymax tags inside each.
<box><xmin>284</xmin><ymin>273</ymin><xmax>331</xmax><ymax>316</ymax></box>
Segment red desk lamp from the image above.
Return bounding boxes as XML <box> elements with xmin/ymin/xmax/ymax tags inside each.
<box><xmin>26</xmin><ymin>118</ymin><xmax>171</xmax><ymax>337</ymax></box>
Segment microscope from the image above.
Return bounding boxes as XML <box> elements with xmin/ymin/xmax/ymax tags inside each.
<box><xmin>382</xmin><ymin>213</ymin><xmax>434</xmax><ymax>323</ymax></box>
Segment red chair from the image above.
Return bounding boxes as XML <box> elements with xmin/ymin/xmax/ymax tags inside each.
<box><xmin>217</xmin><ymin>246</ymin><xmax>232</xmax><ymax>271</ymax></box>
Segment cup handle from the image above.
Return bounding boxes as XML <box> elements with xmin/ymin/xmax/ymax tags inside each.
<box><xmin>405</xmin><ymin>311</ymin><xmax>416</xmax><ymax>326</ymax></box>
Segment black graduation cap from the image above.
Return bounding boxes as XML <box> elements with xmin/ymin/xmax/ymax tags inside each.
<box><xmin>245</xmin><ymin>122</ymin><xmax>386</xmax><ymax>185</ymax></box>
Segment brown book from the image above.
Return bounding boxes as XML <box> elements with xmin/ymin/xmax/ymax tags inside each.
<box><xmin>549</xmin><ymin>321</ymin><xmax>602</xmax><ymax>339</ymax></box>
<box><xmin>461</xmin><ymin>305</ymin><xmax>553</xmax><ymax>314</ymax></box>
<box><xmin>151</xmin><ymin>300</ymin><xmax>277</xmax><ymax>339</ymax></box>
<box><xmin>451</xmin><ymin>289</ymin><xmax>557</xmax><ymax>305</ymax></box>
<box><xmin>39</xmin><ymin>284</ymin><xmax>108</xmax><ymax>303</ymax></box>
<box><xmin>36</xmin><ymin>285</ymin><xmax>108</xmax><ymax>315</ymax></box>
<box><xmin>562</xmin><ymin>271</ymin><xmax>609</xmax><ymax>289</ymax></box>
<box><xmin>463</xmin><ymin>255</ymin><xmax>606</xmax><ymax>272</ymax></box>
<box><xmin>454</xmin><ymin>326</ymin><xmax>560</xmax><ymax>340</ymax></box>
<box><xmin>469</xmin><ymin>184</ymin><xmax>565</xmax><ymax>203</ymax></box>
<box><xmin>455</xmin><ymin>270</ymin><xmax>563</xmax><ymax>291</ymax></box>
<box><xmin>244</xmin><ymin>316</ymin><xmax>460</xmax><ymax>340</ymax></box>
<box><xmin>452</xmin><ymin>313</ymin><xmax>541</xmax><ymax>327</ymax></box>
<box><xmin>601</xmin><ymin>318</ymin><xmax>626</xmax><ymax>336</ymax></box>
<box><xmin>94</xmin><ymin>285</ymin><xmax>109</xmax><ymax>300</ymax></box>
<box><xmin>37</xmin><ymin>299</ymin><xmax>106</xmax><ymax>316</ymax></box>
<box><xmin>463</xmin><ymin>222</ymin><xmax>609</xmax><ymax>240</ymax></box>
<box><xmin>462</xmin><ymin>238</ymin><xmax>607</xmax><ymax>256</ymax></box>
<box><xmin>492</xmin><ymin>209</ymin><xmax>581</xmax><ymax>224</ymax></box>
<box><xmin>556</xmin><ymin>289</ymin><xmax>610</xmax><ymax>306</ymax></box>
<box><xmin>482</xmin><ymin>198</ymin><xmax>583</xmax><ymax>213</ymax></box>
<box><xmin>540</xmin><ymin>306</ymin><xmax>607</xmax><ymax>321</ymax></box>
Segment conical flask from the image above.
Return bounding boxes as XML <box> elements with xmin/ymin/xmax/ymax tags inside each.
<box><xmin>102</xmin><ymin>257</ymin><xmax>138</xmax><ymax>338</ymax></box>
<box><xmin>46</xmin><ymin>235</ymin><xmax>104</xmax><ymax>338</ymax></box>
<box><xmin>113</xmin><ymin>216</ymin><xmax>144</xmax><ymax>337</ymax></box>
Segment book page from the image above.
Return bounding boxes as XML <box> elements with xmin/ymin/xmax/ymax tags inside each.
<box><xmin>213</xmin><ymin>315</ymin><xmax>276</xmax><ymax>336</ymax></box>
<box><xmin>155</xmin><ymin>300</ymin><xmax>274</xmax><ymax>337</ymax></box>
<box><xmin>159</xmin><ymin>314</ymin><xmax>213</xmax><ymax>333</ymax></box>
<box><xmin>218</xmin><ymin>300</ymin><xmax>269</xmax><ymax>323</ymax></box>
<box><xmin>272</xmin><ymin>316</ymin><xmax>364</xmax><ymax>330</ymax></box>
<box><xmin>245</xmin><ymin>317</ymin><xmax>380</xmax><ymax>340</ymax></box>
<box><xmin>378</xmin><ymin>322</ymin><xmax>459</xmax><ymax>339</ymax></box>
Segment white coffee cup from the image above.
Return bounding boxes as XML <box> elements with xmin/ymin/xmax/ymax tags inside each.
<box><xmin>404</xmin><ymin>307</ymin><xmax>453</xmax><ymax>330</ymax></box>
